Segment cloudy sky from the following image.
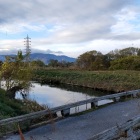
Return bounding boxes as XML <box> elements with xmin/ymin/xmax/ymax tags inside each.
<box><xmin>0</xmin><ymin>0</ymin><xmax>140</xmax><ymax>58</ymax></box>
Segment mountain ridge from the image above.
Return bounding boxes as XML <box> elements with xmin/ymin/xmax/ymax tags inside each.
<box><xmin>0</xmin><ymin>53</ymin><xmax>76</xmax><ymax>64</ymax></box>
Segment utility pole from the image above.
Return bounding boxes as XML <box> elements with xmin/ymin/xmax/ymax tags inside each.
<box><xmin>24</xmin><ymin>35</ymin><xmax>31</xmax><ymax>98</ymax></box>
<box><xmin>24</xmin><ymin>34</ymin><xmax>31</xmax><ymax>63</ymax></box>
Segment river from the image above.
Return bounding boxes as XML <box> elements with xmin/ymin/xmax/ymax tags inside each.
<box><xmin>15</xmin><ymin>82</ymin><xmax>113</xmax><ymax>114</ymax></box>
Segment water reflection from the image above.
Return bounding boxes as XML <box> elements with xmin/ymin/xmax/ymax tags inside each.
<box><xmin>43</xmin><ymin>83</ymin><xmax>109</xmax><ymax>97</ymax></box>
<box><xmin>16</xmin><ymin>82</ymin><xmax>113</xmax><ymax>113</ymax></box>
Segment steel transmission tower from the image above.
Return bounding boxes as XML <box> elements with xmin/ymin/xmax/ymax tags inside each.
<box><xmin>24</xmin><ymin>34</ymin><xmax>31</xmax><ymax>62</ymax></box>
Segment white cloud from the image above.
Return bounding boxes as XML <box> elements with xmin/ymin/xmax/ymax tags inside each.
<box><xmin>0</xmin><ymin>23</ymin><xmax>47</xmax><ymax>34</ymax></box>
<box><xmin>0</xmin><ymin>38</ymin><xmax>140</xmax><ymax>58</ymax></box>
<box><xmin>111</xmin><ymin>7</ymin><xmax>139</xmax><ymax>35</ymax></box>
<box><xmin>0</xmin><ymin>0</ymin><xmax>140</xmax><ymax>58</ymax></box>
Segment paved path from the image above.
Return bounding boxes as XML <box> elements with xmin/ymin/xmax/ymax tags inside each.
<box><xmin>4</xmin><ymin>99</ymin><xmax>140</xmax><ymax>140</ymax></box>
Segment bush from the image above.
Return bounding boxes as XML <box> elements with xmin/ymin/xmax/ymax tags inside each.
<box><xmin>110</xmin><ymin>56</ymin><xmax>140</xmax><ymax>70</ymax></box>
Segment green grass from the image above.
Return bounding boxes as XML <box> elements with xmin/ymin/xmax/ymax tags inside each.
<box><xmin>33</xmin><ymin>69</ymin><xmax>140</xmax><ymax>92</ymax></box>
<box><xmin>0</xmin><ymin>89</ymin><xmax>48</xmax><ymax>120</ymax></box>
<box><xmin>0</xmin><ymin>89</ymin><xmax>27</xmax><ymax>119</ymax></box>
<box><xmin>0</xmin><ymin>88</ymin><xmax>49</xmax><ymax>136</ymax></box>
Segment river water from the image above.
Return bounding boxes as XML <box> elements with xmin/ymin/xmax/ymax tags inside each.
<box><xmin>16</xmin><ymin>82</ymin><xmax>113</xmax><ymax>114</ymax></box>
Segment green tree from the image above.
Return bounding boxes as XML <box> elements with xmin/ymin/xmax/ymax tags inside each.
<box><xmin>0</xmin><ymin>60</ymin><xmax>3</xmax><ymax>68</ymax></box>
<box><xmin>109</xmin><ymin>56</ymin><xmax>140</xmax><ymax>70</ymax></box>
<box><xmin>119</xmin><ymin>47</ymin><xmax>140</xmax><ymax>57</ymax></box>
<box><xmin>76</xmin><ymin>51</ymin><xmax>101</xmax><ymax>70</ymax></box>
<box><xmin>0</xmin><ymin>51</ymin><xmax>32</xmax><ymax>98</ymax></box>
<box><xmin>48</xmin><ymin>59</ymin><xmax>59</xmax><ymax>67</ymax></box>
<box><xmin>91</xmin><ymin>55</ymin><xmax>107</xmax><ymax>70</ymax></box>
<box><xmin>76</xmin><ymin>50</ymin><xmax>109</xmax><ymax>70</ymax></box>
<box><xmin>107</xmin><ymin>47</ymin><xmax>140</xmax><ymax>60</ymax></box>
<box><xmin>31</xmin><ymin>60</ymin><xmax>45</xmax><ymax>67</ymax></box>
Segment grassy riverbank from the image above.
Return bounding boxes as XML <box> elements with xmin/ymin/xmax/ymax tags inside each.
<box><xmin>33</xmin><ymin>69</ymin><xmax>140</xmax><ymax>92</ymax></box>
<box><xmin>0</xmin><ymin>88</ymin><xmax>47</xmax><ymax>120</ymax></box>
<box><xmin>0</xmin><ymin>89</ymin><xmax>27</xmax><ymax>120</ymax></box>
<box><xmin>0</xmin><ymin>88</ymin><xmax>49</xmax><ymax>136</ymax></box>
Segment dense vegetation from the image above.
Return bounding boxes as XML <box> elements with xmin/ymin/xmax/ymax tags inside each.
<box><xmin>76</xmin><ymin>47</ymin><xmax>140</xmax><ymax>70</ymax></box>
<box><xmin>33</xmin><ymin>47</ymin><xmax>140</xmax><ymax>71</ymax></box>
<box><xmin>0</xmin><ymin>89</ymin><xmax>47</xmax><ymax>119</ymax></box>
<box><xmin>0</xmin><ymin>52</ymin><xmax>45</xmax><ymax>119</ymax></box>
<box><xmin>0</xmin><ymin>88</ymin><xmax>27</xmax><ymax>119</ymax></box>
<box><xmin>33</xmin><ymin>69</ymin><xmax>140</xmax><ymax>92</ymax></box>
<box><xmin>110</xmin><ymin>56</ymin><xmax>140</xmax><ymax>70</ymax></box>
<box><xmin>48</xmin><ymin>59</ymin><xmax>74</xmax><ymax>68</ymax></box>
<box><xmin>32</xmin><ymin>47</ymin><xmax>140</xmax><ymax>92</ymax></box>
<box><xmin>0</xmin><ymin>51</ymin><xmax>32</xmax><ymax>99</ymax></box>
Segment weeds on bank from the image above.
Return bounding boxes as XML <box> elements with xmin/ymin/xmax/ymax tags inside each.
<box><xmin>0</xmin><ymin>103</ymin><xmax>56</xmax><ymax>138</ymax></box>
<box><xmin>0</xmin><ymin>85</ymin><xmax>56</xmax><ymax>137</ymax></box>
<box><xmin>33</xmin><ymin>69</ymin><xmax>140</xmax><ymax>92</ymax></box>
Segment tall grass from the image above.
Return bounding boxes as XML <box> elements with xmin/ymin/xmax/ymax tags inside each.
<box><xmin>0</xmin><ymin>88</ymin><xmax>56</xmax><ymax>137</ymax></box>
<box><xmin>33</xmin><ymin>69</ymin><xmax>140</xmax><ymax>92</ymax></box>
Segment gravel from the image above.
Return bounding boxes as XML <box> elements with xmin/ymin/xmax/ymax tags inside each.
<box><xmin>4</xmin><ymin>98</ymin><xmax>140</xmax><ymax>140</ymax></box>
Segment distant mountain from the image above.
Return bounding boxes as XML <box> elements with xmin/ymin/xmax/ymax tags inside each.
<box><xmin>0</xmin><ymin>53</ymin><xmax>76</xmax><ymax>64</ymax></box>
<box><xmin>30</xmin><ymin>53</ymin><xmax>76</xmax><ymax>64</ymax></box>
<box><xmin>0</xmin><ymin>56</ymin><xmax>5</xmax><ymax>61</ymax></box>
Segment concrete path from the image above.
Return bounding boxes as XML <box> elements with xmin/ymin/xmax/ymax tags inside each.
<box><xmin>4</xmin><ymin>99</ymin><xmax>140</xmax><ymax>140</ymax></box>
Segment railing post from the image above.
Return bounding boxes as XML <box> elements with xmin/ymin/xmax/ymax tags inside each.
<box><xmin>113</xmin><ymin>97</ymin><xmax>120</xmax><ymax>102</ymax></box>
<box><xmin>52</xmin><ymin>113</ymin><xmax>57</xmax><ymax>118</ymax></box>
<box><xmin>61</xmin><ymin>108</ymin><xmax>70</xmax><ymax>117</ymax></box>
<box><xmin>120</xmin><ymin>96</ymin><xmax>125</xmax><ymax>101</ymax></box>
<box><xmin>133</xmin><ymin>93</ymin><xmax>137</xmax><ymax>98</ymax></box>
<box><xmin>91</xmin><ymin>101</ymin><xmax>98</xmax><ymax>108</ymax></box>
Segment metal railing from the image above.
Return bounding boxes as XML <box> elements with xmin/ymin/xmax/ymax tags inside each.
<box><xmin>0</xmin><ymin>89</ymin><xmax>140</xmax><ymax>127</ymax></box>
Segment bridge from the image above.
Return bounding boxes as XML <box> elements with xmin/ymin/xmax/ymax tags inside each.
<box><xmin>1</xmin><ymin>89</ymin><xmax>140</xmax><ymax>138</ymax></box>
<box><xmin>89</xmin><ymin>114</ymin><xmax>140</xmax><ymax>140</ymax></box>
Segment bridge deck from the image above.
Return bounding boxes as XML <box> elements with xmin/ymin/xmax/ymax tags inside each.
<box><xmin>5</xmin><ymin>98</ymin><xmax>140</xmax><ymax>140</ymax></box>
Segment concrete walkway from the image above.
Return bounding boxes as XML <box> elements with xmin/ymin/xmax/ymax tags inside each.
<box><xmin>4</xmin><ymin>99</ymin><xmax>140</xmax><ymax>140</ymax></box>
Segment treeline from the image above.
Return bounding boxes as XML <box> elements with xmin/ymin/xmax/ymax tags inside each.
<box><xmin>25</xmin><ymin>47</ymin><xmax>140</xmax><ymax>70</ymax></box>
<box><xmin>76</xmin><ymin>47</ymin><xmax>140</xmax><ymax>70</ymax></box>
<box><xmin>4</xmin><ymin>47</ymin><xmax>139</xmax><ymax>71</ymax></box>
